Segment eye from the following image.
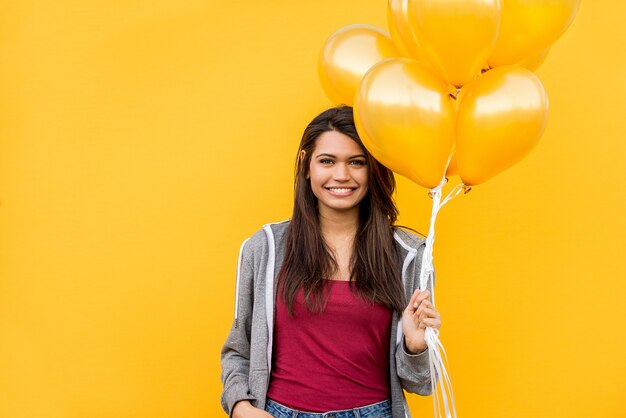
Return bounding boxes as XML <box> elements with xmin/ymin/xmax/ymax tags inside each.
<box><xmin>319</xmin><ymin>158</ymin><xmax>334</xmax><ymax>165</ymax></box>
<box><xmin>349</xmin><ymin>159</ymin><xmax>366</xmax><ymax>166</ymax></box>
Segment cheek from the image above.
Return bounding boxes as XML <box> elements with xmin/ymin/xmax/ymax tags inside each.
<box><xmin>308</xmin><ymin>168</ymin><xmax>325</xmax><ymax>193</ymax></box>
<box><xmin>309</xmin><ymin>167</ymin><xmax>326</xmax><ymax>186</ymax></box>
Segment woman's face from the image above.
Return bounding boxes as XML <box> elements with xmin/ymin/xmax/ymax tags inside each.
<box><xmin>307</xmin><ymin>130</ymin><xmax>369</xmax><ymax>218</ymax></box>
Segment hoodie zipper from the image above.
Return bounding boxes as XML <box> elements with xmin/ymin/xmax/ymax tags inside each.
<box><xmin>234</xmin><ymin>238</ymin><xmax>250</xmax><ymax>329</ymax></box>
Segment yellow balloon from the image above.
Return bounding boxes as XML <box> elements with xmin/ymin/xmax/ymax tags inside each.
<box><xmin>488</xmin><ymin>0</ymin><xmax>580</xmax><ymax>68</ymax></box>
<box><xmin>387</xmin><ymin>0</ymin><xmax>422</xmax><ymax>60</ymax></box>
<box><xmin>445</xmin><ymin>153</ymin><xmax>458</xmax><ymax>178</ymax></box>
<box><xmin>407</xmin><ymin>0</ymin><xmax>501</xmax><ymax>87</ymax></box>
<box><xmin>456</xmin><ymin>66</ymin><xmax>549</xmax><ymax>186</ymax></box>
<box><xmin>354</xmin><ymin>58</ymin><xmax>456</xmax><ymax>189</ymax></box>
<box><xmin>318</xmin><ymin>24</ymin><xmax>399</xmax><ymax>105</ymax></box>
<box><xmin>518</xmin><ymin>47</ymin><xmax>551</xmax><ymax>72</ymax></box>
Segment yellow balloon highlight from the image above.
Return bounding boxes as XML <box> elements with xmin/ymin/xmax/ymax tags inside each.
<box><xmin>354</xmin><ymin>58</ymin><xmax>456</xmax><ymax>189</ymax></box>
<box><xmin>387</xmin><ymin>0</ymin><xmax>423</xmax><ymax>60</ymax></box>
<box><xmin>488</xmin><ymin>0</ymin><xmax>580</xmax><ymax>67</ymax></box>
<box><xmin>407</xmin><ymin>0</ymin><xmax>501</xmax><ymax>87</ymax></box>
<box><xmin>456</xmin><ymin>66</ymin><xmax>549</xmax><ymax>186</ymax></box>
<box><xmin>318</xmin><ymin>24</ymin><xmax>399</xmax><ymax>105</ymax></box>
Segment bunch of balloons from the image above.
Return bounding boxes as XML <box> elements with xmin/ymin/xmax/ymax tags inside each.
<box><xmin>319</xmin><ymin>2</ymin><xmax>580</xmax><ymax>416</ymax></box>
<box><xmin>319</xmin><ymin>0</ymin><xmax>580</xmax><ymax>188</ymax></box>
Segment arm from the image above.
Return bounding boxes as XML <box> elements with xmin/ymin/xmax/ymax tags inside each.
<box><xmin>220</xmin><ymin>241</ymin><xmax>257</xmax><ymax>416</ymax></box>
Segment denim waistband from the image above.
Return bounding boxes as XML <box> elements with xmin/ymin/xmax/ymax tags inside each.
<box><xmin>265</xmin><ymin>398</ymin><xmax>392</xmax><ymax>418</ymax></box>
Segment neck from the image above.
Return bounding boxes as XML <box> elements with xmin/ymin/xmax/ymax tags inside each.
<box><xmin>318</xmin><ymin>206</ymin><xmax>359</xmax><ymax>241</ymax></box>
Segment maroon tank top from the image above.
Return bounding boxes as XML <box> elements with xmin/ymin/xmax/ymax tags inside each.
<box><xmin>267</xmin><ymin>280</ymin><xmax>393</xmax><ymax>412</ymax></box>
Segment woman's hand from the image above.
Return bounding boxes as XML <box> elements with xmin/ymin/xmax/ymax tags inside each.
<box><xmin>232</xmin><ymin>400</ymin><xmax>273</xmax><ymax>418</ymax></box>
<box><xmin>401</xmin><ymin>289</ymin><xmax>442</xmax><ymax>354</ymax></box>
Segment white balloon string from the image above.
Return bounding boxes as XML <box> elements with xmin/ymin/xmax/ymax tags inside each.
<box><xmin>442</xmin><ymin>183</ymin><xmax>465</xmax><ymax>206</ymax></box>
<box><xmin>419</xmin><ymin>177</ymin><xmax>463</xmax><ymax>418</ymax></box>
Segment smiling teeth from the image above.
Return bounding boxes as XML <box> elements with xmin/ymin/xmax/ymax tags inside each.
<box><xmin>329</xmin><ymin>188</ymin><xmax>353</xmax><ymax>193</ymax></box>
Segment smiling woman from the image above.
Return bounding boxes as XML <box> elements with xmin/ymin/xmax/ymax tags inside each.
<box><xmin>220</xmin><ymin>106</ymin><xmax>442</xmax><ymax>418</ymax></box>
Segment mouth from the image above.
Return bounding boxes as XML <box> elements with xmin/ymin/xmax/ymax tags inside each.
<box><xmin>325</xmin><ymin>187</ymin><xmax>357</xmax><ymax>196</ymax></box>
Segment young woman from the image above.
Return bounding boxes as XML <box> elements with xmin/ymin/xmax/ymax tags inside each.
<box><xmin>221</xmin><ymin>106</ymin><xmax>442</xmax><ymax>418</ymax></box>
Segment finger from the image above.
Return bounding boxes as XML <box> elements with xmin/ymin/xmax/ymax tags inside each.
<box><xmin>406</xmin><ymin>289</ymin><xmax>421</xmax><ymax>312</ymax></box>
<box><xmin>416</xmin><ymin>290</ymin><xmax>431</xmax><ymax>304</ymax></box>
<box><xmin>415</xmin><ymin>301</ymin><xmax>437</xmax><ymax>317</ymax></box>
<box><xmin>417</xmin><ymin>302</ymin><xmax>437</xmax><ymax>312</ymax></box>
<box><xmin>410</xmin><ymin>290</ymin><xmax>430</xmax><ymax>313</ymax></box>
<box><xmin>421</xmin><ymin>317</ymin><xmax>442</xmax><ymax>329</ymax></box>
<box><xmin>418</xmin><ymin>308</ymin><xmax>440</xmax><ymax>323</ymax></box>
<box><xmin>417</xmin><ymin>315</ymin><xmax>440</xmax><ymax>327</ymax></box>
<box><xmin>419</xmin><ymin>299</ymin><xmax>434</xmax><ymax>310</ymax></box>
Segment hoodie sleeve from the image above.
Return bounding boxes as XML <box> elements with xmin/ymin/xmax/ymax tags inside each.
<box><xmin>396</xmin><ymin>337</ymin><xmax>433</xmax><ymax>395</ymax></box>
<box><xmin>220</xmin><ymin>239</ymin><xmax>257</xmax><ymax>416</ymax></box>
<box><xmin>395</xmin><ymin>238</ymin><xmax>437</xmax><ymax>395</ymax></box>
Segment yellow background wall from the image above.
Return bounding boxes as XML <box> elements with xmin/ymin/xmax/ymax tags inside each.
<box><xmin>1</xmin><ymin>1</ymin><xmax>624</xmax><ymax>417</ymax></box>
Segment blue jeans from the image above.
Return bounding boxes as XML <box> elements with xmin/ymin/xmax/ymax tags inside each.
<box><xmin>264</xmin><ymin>398</ymin><xmax>392</xmax><ymax>418</ymax></box>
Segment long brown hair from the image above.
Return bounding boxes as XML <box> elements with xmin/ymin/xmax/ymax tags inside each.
<box><xmin>278</xmin><ymin>105</ymin><xmax>406</xmax><ymax>315</ymax></box>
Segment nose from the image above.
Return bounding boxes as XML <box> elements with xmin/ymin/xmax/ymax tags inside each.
<box><xmin>332</xmin><ymin>162</ymin><xmax>351</xmax><ymax>181</ymax></box>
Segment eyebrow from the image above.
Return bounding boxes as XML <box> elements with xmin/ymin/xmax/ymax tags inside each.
<box><xmin>315</xmin><ymin>153</ymin><xmax>367</xmax><ymax>159</ymax></box>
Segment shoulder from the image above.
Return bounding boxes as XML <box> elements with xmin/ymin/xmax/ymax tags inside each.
<box><xmin>266</xmin><ymin>219</ymin><xmax>291</xmax><ymax>243</ymax></box>
<box><xmin>393</xmin><ymin>226</ymin><xmax>426</xmax><ymax>253</ymax></box>
<box><xmin>243</xmin><ymin>219</ymin><xmax>291</xmax><ymax>256</ymax></box>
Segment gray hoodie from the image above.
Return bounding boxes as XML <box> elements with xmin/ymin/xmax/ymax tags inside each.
<box><xmin>220</xmin><ymin>220</ymin><xmax>434</xmax><ymax>417</ymax></box>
